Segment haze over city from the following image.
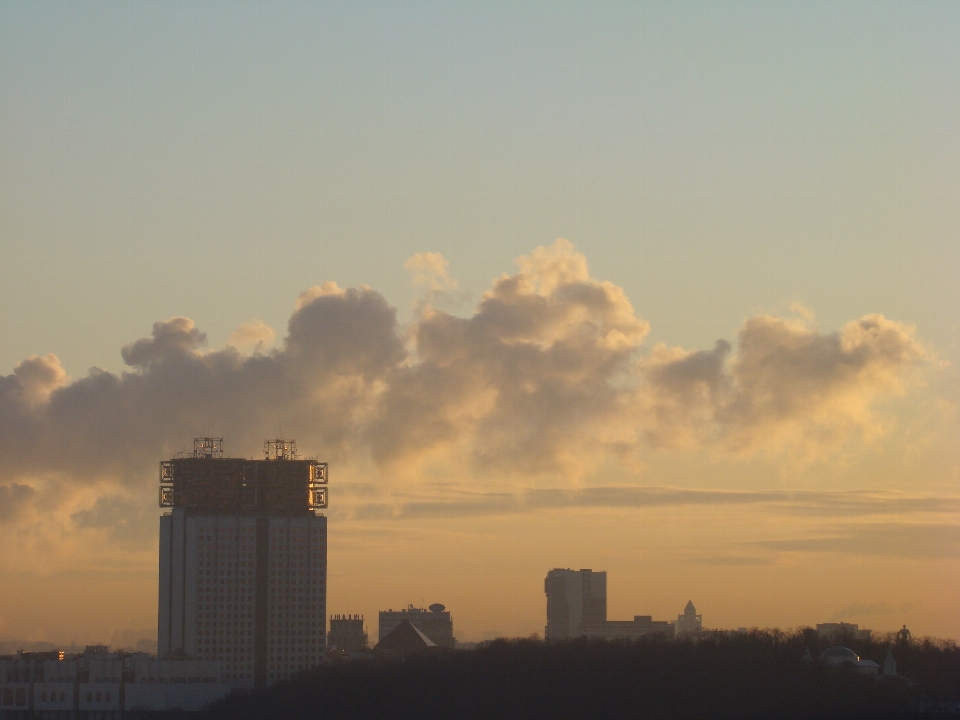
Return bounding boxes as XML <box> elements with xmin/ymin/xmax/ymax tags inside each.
<box><xmin>1</xmin><ymin>0</ymin><xmax>958</xmax><ymax>654</ymax></box>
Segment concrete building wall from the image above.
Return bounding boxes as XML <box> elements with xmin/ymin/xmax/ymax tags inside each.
<box><xmin>544</xmin><ymin>569</ymin><xmax>607</xmax><ymax>640</ymax></box>
<box><xmin>329</xmin><ymin>616</ymin><xmax>367</xmax><ymax>652</ymax></box>
<box><xmin>581</xmin><ymin>617</ymin><xmax>675</xmax><ymax>641</ymax></box>
<box><xmin>41</xmin><ymin>661</ymin><xmax>76</xmax><ymax>683</ymax></box>
<box><xmin>3</xmin><ymin>657</ymin><xmax>234</xmax><ymax>716</ymax></box>
<box><xmin>78</xmin><ymin>683</ymin><xmax>121</xmax><ymax>712</ymax></box>
<box><xmin>266</xmin><ymin>515</ymin><xmax>328</xmax><ymax>680</ymax></box>
<box><xmin>158</xmin><ymin>512</ymin><xmax>327</xmax><ymax>687</ymax></box>
<box><xmin>125</xmin><ymin>682</ymin><xmax>234</xmax><ymax>712</ymax></box>
<box><xmin>32</xmin><ymin>682</ymin><xmax>74</xmax><ymax>711</ymax></box>
<box><xmin>0</xmin><ymin>684</ymin><xmax>29</xmax><ymax>710</ymax></box>
<box><xmin>158</xmin><ymin>512</ymin><xmax>173</xmax><ymax>658</ymax></box>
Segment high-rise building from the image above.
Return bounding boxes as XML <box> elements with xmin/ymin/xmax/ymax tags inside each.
<box><xmin>544</xmin><ymin>569</ymin><xmax>607</xmax><ymax>640</ymax></box>
<box><xmin>378</xmin><ymin>604</ymin><xmax>455</xmax><ymax>648</ymax></box>
<box><xmin>158</xmin><ymin>437</ymin><xmax>328</xmax><ymax>688</ymax></box>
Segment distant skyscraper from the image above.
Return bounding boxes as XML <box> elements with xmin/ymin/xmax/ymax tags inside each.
<box><xmin>676</xmin><ymin>601</ymin><xmax>702</xmax><ymax>636</ymax></box>
<box><xmin>544</xmin><ymin>569</ymin><xmax>607</xmax><ymax>640</ymax></box>
<box><xmin>157</xmin><ymin>437</ymin><xmax>328</xmax><ymax>688</ymax></box>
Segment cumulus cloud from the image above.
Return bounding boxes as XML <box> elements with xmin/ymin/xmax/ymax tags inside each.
<box><xmin>0</xmin><ymin>239</ymin><xmax>935</xmax><ymax>543</ymax></box>
<box><xmin>372</xmin><ymin>239</ymin><xmax>650</xmax><ymax>473</ymax></box>
<box><xmin>227</xmin><ymin>320</ymin><xmax>275</xmax><ymax>350</ymax></box>
<box><xmin>640</xmin><ymin>312</ymin><xmax>929</xmax><ymax>454</ymax></box>
<box><xmin>404</xmin><ymin>251</ymin><xmax>469</xmax><ymax>311</ymax></box>
<box><xmin>5</xmin><ymin>354</ymin><xmax>69</xmax><ymax>408</ymax></box>
<box><xmin>121</xmin><ymin>317</ymin><xmax>207</xmax><ymax>367</ymax></box>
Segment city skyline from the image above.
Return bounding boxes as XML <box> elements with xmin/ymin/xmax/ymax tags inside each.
<box><xmin>1</xmin><ymin>2</ymin><xmax>958</xmax><ymax>646</ymax></box>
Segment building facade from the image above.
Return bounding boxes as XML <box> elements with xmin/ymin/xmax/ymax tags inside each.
<box><xmin>0</xmin><ymin>650</ymin><xmax>233</xmax><ymax>718</ymax></box>
<box><xmin>676</xmin><ymin>601</ymin><xmax>702</xmax><ymax>636</ymax></box>
<box><xmin>158</xmin><ymin>438</ymin><xmax>328</xmax><ymax>688</ymax></box>
<box><xmin>815</xmin><ymin>622</ymin><xmax>872</xmax><ymax>641</ymax></box>
<box><xmin>581</xmin><ymin>616</ymin><xmax>675</xmax><ymax>641</ymax></box>
<box><xmin>328</xmin><ymin>615</ymin><xmax>368</xmax><ymax>653</ymax></box>
<box><xmin>544</xmin><ymin>569</ymin><xmax>607</xmax><ymax>640</ymax></box>
<box><xmin>378</xmin><ymin>605</ymin><xmax>454</xmax><ymax>648</ymax></box>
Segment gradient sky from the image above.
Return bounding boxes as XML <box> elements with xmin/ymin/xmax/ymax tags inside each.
<box><xmin>1</xmin><ymin>1</ymin><xmax>958</xmax><ymax>646</ymax></box>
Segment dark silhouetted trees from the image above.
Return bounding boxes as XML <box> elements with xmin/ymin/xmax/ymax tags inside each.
<box><xmin>203</xmin><ymin>630</ymin><xmax>960</xmax><ymax>720</ymax></box>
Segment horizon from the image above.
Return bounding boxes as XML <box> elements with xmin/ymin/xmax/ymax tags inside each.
<box><xmin>1</xmin><ymin>2</ymin><xmax>958</xmax><ymax>647</ymax></box>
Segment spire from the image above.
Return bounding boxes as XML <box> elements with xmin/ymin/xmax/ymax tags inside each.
<box><xmin>884</xmin><ymin>645</ymin><xmax>896</xmax><ymax>677</ymax></box>
<box><xmin>684</xmin><ymin>600</ymin><xmax>696</xmax><ymax>615</ymax></box>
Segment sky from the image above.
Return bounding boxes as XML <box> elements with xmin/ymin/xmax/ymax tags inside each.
<box><xmin>0</xmin><ymin>1</ymin><xmax>958</xmax><ymax>646</ymax></box>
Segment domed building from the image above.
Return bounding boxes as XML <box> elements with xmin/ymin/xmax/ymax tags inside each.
<box><xmin>820</xmin><ymin>646</ymin><xmax>859</xmax><ymax>667</ymax></box>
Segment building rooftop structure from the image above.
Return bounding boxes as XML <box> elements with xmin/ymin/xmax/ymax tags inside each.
<box><xmin>378</xmin><ymin>604</ymin><xmax>454</xmax><ymax>648</ymax></box>
<box><xmin>374</xmin><ymin>621</ymin><xmax>437</xmax><ymax>655</ymax></box>
<box><xmin>820</xmin><ymin>646</ymin><xmax>860</xmax><ymax>666</ymax></box>
<box><xmin>159</xmin><ymin>437</ymin><xmax>328</xmax><ymax>516</ymax></box>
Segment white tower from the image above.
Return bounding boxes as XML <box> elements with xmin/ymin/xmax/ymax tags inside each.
<box><xmin>884</xmin><ymin>646</ymin><xmax>897</xmax><ymax>676</ymax></box>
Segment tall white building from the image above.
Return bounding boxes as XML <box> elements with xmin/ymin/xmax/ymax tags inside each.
<box><xmin>544</xmin><ymin>569</ymin><xmax>607</xmax><ymax>640</ymax></box>
<box><xmin>158</xmin><ymin>438</ymin><xmax>328</xmax><ymax>688</ymax></box>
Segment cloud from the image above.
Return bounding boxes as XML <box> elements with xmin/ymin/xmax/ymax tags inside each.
<box><xmin>404</xmin><ymin>252</ymin><xmax>459</xmax><ymax>294</ymax></box>
<box><xmin>0</xmin><ymin>483</ymin><xmax>36</xmax><ymax>523</ymax></box>
<box><xmin>829</xmin><ymin>600</ymin><xmax>921</xmax><ymax>622</ymax></box>
<box><xmin>753</xmin><ymin>523</ymin><xmax>960</xmax><ymax>560</ymax></box>
<box><xmin>121</xmin><ymin>317</ymin><xmax>207</xmax><ymax>368</ymax></box>
<box><xmin>3</xmin><ymin>354</ymin><xmax>69</xmax><ymax>409</ymax></box>
<box><xmin>686</xmin><ymin>555</ymin><xmax>778</xmax><ymax>567</ymax></box>
<box><xmin>353</xmin><ymin>487</ymin><xmax>960</xmax><ymax>521</ymax></box>
<box><xmin>641</xmin><ymin>313</ymin><xmax>929</xmax><ymax>455</ymax></box>
<box><xmin>0</xmin><ymin>239</ymin><xmax>937</xmax><ymax>547</ymax></box>
<box><xmin>71</xmin><ymin>494</ymin><xmax>154</xmax><ymax>544</ymax></box>
<box><xmin>371</xmin><ymin>240</ymin><xmax>650</xmax><ymax>473</ymax></box>
<box><xmin>228</xmin><ymin>320</ymin><xmax>276</xmax><ymax>350</ymax></box>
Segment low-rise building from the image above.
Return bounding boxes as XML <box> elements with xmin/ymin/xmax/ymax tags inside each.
<box><xmin>0</xmin><ymin>650</ymin><xmax>234</xmax><ymax>718</ymax></box>
<box><xmin>816</xmin><ymin>622</ymin><xmax>872</xmax><ymax>642</ymax></box>
<box><xmin>329</xmin><ymin>615</ymin><xmax>368</xmax><ymax>653</ymax></box>
<box><xmin>379</xmin><ymin>604</ymin><xmax>454</xmax><ymax>648</ymax></box>
<box><xmin>581</xmin><ymin>615</ymin><xmax>675</xmax><ymax>641</ymax></box>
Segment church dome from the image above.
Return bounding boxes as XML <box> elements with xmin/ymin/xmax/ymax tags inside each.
<box><xmin>820</xmin><ymin>646</ymin><xmax>859</xmax><ymax>667</ymax></box>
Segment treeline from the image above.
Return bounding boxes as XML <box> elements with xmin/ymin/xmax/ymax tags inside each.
<box><xmin>203</xmin><ymin>630</ymin><xmax>960</xmax><ymax>720</ymax></box>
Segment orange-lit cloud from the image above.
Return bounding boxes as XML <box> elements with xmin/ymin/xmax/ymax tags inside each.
<box><xmin>0</xmin><ymin>240</ymin><xmax>940</xmax><ymax>573</ymax></box>
<box><xmin>227</xmin><ymin>319</ymin><xmax>276</xmax><ymax>350</ymax></box>
<box><xmin>640</xmin><ymin>313</ymin><xmax>929</xmax><ymax>456</ymax></box>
